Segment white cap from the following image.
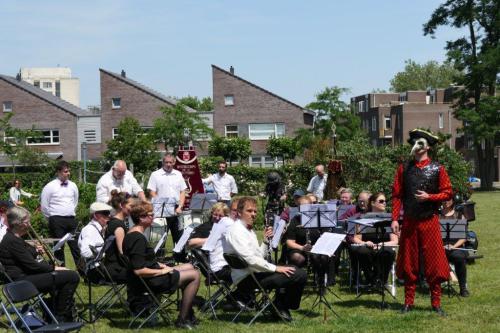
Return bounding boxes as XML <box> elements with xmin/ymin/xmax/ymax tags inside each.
<box><xmin>89</xmin><ymin>202</ymin><xmax>112</xmax><ymax>214</ymax></box>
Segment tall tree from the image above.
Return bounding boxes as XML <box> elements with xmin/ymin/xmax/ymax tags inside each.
<box><xmin>103</xmin><ymin>117</ymin><xmax>159</xmax><ymax>174</ymax></box>
<box><xmin>305</xmin><ymin>86</ymin><xmax>361</xmax><ymax>142</ymax></box>
<box><xmin>208</xmin><ymin>136</ymin><xmax>251</xmax><ymax>166</ymax></box>
<box><xmin>266</xmin><ymin>136</ymin><xmax>298</xmax><ymax>164</ymax></box>
<box><xmin>178</xmin><ymin>96</ymin><xmax>214</xmax><ymax>111</ymax></box>
<box><xmin>424</xmin><ymin>0</ymin><xmax>500</xmax><ymax>189</ymax></box>
<box><xmin>151</xmin><ymin>104</ymin><xmax>214</xmax><ymax>153</ymax></box>
<box><xmin>390</xmin><ymin>59</ymin><xmax>462</xmax><ymax>92</ymax></box>
<box><xmin>0</xmin><ymin>113</ymin><xmax>49</xmax><ymax>175</ymax></box>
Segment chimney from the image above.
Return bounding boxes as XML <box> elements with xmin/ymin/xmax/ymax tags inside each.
<box><xmin>229</xmin><ymin>66</ymin><xmax>234</xmax><ymax>75</ymax></box>
<box><xmin>121</xmin><ymin>70</ymin><xmax>126</xmax><ymax>78</ymax></box>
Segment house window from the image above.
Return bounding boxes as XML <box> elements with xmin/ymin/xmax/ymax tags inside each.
<box><xmin>357</xmin><ymin>101</ymin><xmax>364</xmax><ymax>113</ymax></box>
<box><xmin>224</xmin><ymin>95</ymin><xmax>234</xmax><ymax>106</ymax></box>
<box><xmin>225</xmin><ymin>125</ymin><xmax>239</xmax><ymax>137</ymax></box>
<box><xmin>26</xmin><ymin>130</ymin><xmax>60</xmax><ymax>145</ymax></box>
<box><xmin>399</xmin><ymin>93</ymin><xmax>407</xmax><ymax>102</ymax></box>
<box><xmin>249</xmin><ymin>156</ymin><xmax>283</xmax><ymax>168</ymax></box>
<box><xmin>34</xmin><ymin>81</ymin><xmax>40</xmax><ymax>88</ymax></box>
<box><xmin>42</xmin><ymin>82</ymin><xmax>52</xmax><ymax>89</ymax></box>
<box><xmin>112</xmin><ymin>98</ymin><xmax>121</xmax><ymax>109</ymax></box>
<box><xmin>438</xmin><ymin>113</ymin><xmax>444</xmax><ymax>129</ymax></box>
<box><xmin>248</xmin><ymin>123</ymin><xmax>284</xmax><ymax>140</ymax></box>
<box><xmin>371</xmin><ymin>116</ymin><xmax>377</xmax><ymax>131</ymax></box>
<box><xmin>3</xmin><ymin>101</ymin><xmax>12</xmax><ymax>113</ymax></box>
<box><xmin>384</xmin><ymin>116</ymin><xmax>391</xmax><ymax>130</ymax></box>
<box><xmin>112</xmin><ymin>128</ymin><xmax>119</xmax><ymax>139</ymax></box>
<box><xmin>55</xmin><ymin>81</ymin><xmax>61</xmax><ymax>97</ymax></box>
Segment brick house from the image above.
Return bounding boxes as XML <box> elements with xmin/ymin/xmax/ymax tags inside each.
<box><xmin>0</xmin><ymin>74</ymin><xmax>99</xmax><ymax>164</ymax></box>
<box><xmin>99</xmin><ymin>68</ymin><xmax>211</xmax><ymax>155</ymax></box>
<box><xmin>351</xmin><ymin>88</ymin><xmax>463</xmax><ymax>150</ymax></box>
<box><xmin>212</xmin><ymin>65</ymin><xmax>315</xmax><ymax>167</ymax></box>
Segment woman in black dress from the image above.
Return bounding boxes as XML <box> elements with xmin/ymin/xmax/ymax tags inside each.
<box><xmin>0</xmin><ymin>206</ymin><xmax>79</xmax><ymax>321</ymax></box>
<box><xmin>104</xmin><ymin>190</ymin><xmax>134</xmax><ymax>282</ymax></box>
<box><xmin>123</xmin><ymin>200</ymin><xmax>201</xmax><ymax>329</ymax></box>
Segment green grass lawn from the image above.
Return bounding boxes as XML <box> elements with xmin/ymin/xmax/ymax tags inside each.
<box><xmin>67</xmin><ymin>192</ymin><xmax>500</xmax><ymax>332</ymax></box>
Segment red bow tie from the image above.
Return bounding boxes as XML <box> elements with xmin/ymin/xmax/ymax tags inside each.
<box><xmin>246</xmin><ymin>224</ymin><xmax>253</xmax><ymax>230</ymax></box>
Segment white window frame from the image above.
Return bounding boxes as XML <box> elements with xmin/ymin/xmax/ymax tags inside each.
<box><xmin>3</xmin><ymin>101</ymin><xmax>12</xmax><ymax>113</ymax></box>
<box><xmin>248</xmin><ymin>123</ymin><xmax>285</xmax><ymax>140</ymax></box>
<box><xmin>112</xmin><ymin>126</ymin><xmax>151</xmax><ymax>139</ymax></box>
<box><xmin>225</xmin><ymin>124</ymin><xmax>239</xmax><ymax>137</ymax></box>
<box><xmin>224</xmin><ymin>95</ymin><xmax>234</xmax><ymax>106</ymax></box>
<box><xmin>249</xmin><ymin>155</ymin><xmax>283</xmax><ymax>168</ymax></box>
<box><xmin>384</xmin><ymin>116</ymin><xmax>391</xmax><ymax>130</ymax></box>
<box><xmin>438</xmin><ymin>113</ymin><xmax>444</xmax><ymax>129</ymax></box>
<box><xmin>112</xmin><ymin>97</ymin><xmax>121</xmax><ymax>109</ymax></box>
<box><xmin>42</xmin><ymin>82</ymin><xmax>52</xmax><ymax>89</ymax></box>
<box><xmin>371</xmin><ymin>116</ymin><xmax>377</xmax><ymax>131</ymax></box>
<box><xmin>26</xmin><ymin>129</ymin><xmax>60</xmax><ymax>146</ymax></box>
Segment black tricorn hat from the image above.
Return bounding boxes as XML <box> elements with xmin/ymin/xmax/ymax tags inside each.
<box><xmin>407</xmin><ymin>128</ymin><xmax>439</xmax><ymax>146</ymax></box>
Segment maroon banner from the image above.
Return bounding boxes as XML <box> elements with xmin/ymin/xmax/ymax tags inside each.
<box><xmin>175</xmin><ymin>147</ymin><xmax>204</xmax><ymax>210</ymax></box>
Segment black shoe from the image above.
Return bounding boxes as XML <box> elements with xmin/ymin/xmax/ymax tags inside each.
<box><xmin>175</xmin><ymin>318</ymin><xmax>193</xmax><ymax>330</ymax></box>
<box><xmin>273</xmin><ymin>308</ymin><xmax>292</xmax><ymax>322</ymax></box>
<box><xmin>188</xmin><ymin>308</ymin><xmax>199</xmax><ymax>326</ymax></box>
<box><xmin>400</xmin><ymin>304</ymin><xmax>413</xmax><ymax>314</ymax></box>
<box><xmin>432</xmin><ymin>306</ymin><xmax>446</xmax><ymax>317</ymax></box>
<box><xmin>460</xmin><ymin>288</ymin><xmax>470</xmax><ymax>297</ymax></box>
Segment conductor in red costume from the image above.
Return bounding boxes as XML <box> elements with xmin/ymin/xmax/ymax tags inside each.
<box><xmin>391</xmin><ymin>129</ymin><xmax>452</xmax><ymax>316</ymax></box>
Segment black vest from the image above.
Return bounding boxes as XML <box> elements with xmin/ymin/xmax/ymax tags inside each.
<box><xmin>402</xmin><ymin>161</ymin><xmax>441</xmax><ymax>220</ymax></box>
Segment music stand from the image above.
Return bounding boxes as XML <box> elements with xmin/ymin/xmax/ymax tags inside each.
<box><xmin>440</xmin><ymin>218</ymin><xmax>468</xmax><ymax>298</ymax></box>
<box><xmin>150</xmin><ymin>197</ymin><xmax>177</xmax><ymax>244</ymax></box>
<box><xmin>349</xmin><ymin>215</ymin><xmax>396</xmax><ymax>309</ymax></box>
<box><xmin>190</xmin><ymin>193</ymin><xmax>218</xmax><ymax>224</ymax></box>
<box><xmin>300</xmin><ymin>203</ymin><xmax>340</xmax><ymax>319</ymax></box>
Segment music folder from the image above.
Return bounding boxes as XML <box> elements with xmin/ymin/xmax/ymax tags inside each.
<box><xmin>52</xmin><ymin>233</ymin><xmax>73</xmax><ymax>252</ymax></box>
<box><xmin>311</xmin><ymin>232</ymin><xmax>345</xmax><ymax>256</ymax></box>
<box><xmin>173</xmin><ymin>226</ymin><xmax>194</xmax><ymax>253</ymax></box>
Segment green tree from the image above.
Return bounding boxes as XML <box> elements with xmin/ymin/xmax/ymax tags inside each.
<box><xmin>424</xmin><ymin>0</ymin><xmax>500</xmax><ymax>189</ymax></box>
<box><xmin>390</xmin><ymin>59</ymin><xmax>462</xmax><ymax>92</ymax></box>
<box><xmin>178</xmin><ymin>96</ymin><xmax>214</xmax><ymax>111</ymax></box>
<box><xmin>306</xmin><ymin>86</ymin><xmax>361</xmax><ymax>143</ymax></box>
<box><xmin>103</xmin><ymin>117</ymin><xmax>159</xmax><ymax>174</ymax></box>
<box><xmin>151</xmin><ymin>104</ymin><xmax>214</xmax><ymax>153</ymax></box>
<box><xmin>266</xmin><ymin>136</ymin><xmax>298</xmax><ymax>164</ymax></box>
<box><xmin>0</xmin><ymin>113</ymin><xmax>49</xmax><ymax>175</ymax></box>
<box><xmin>208</xmin><ymin>136</ymin><xmax>251</xmax><ymax>166</ymax></box>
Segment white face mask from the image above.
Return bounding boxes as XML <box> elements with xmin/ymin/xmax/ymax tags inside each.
<box><xmin>410</xmin><ymin>138</ymin><xmax>429</xmax><ymax>156</ymax></box>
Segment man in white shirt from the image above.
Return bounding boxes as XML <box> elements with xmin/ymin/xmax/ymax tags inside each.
<box><xmin>41</xmin><ymin>160</ymin><xmax>80</xmax><ymax>266</ymax></box>
<box><xmin>78</xmin><ymin>202</ymin><xmax>112</xmax><ymax>282</ymax></box>
<box><xmin>223</xmin><ymin>196</ymin><xmax>307</xmax><ymax>321</ymax></box>
<box><xmin>202</xmin><ymin>161</ymin><xmax>238</xmax><ymax>204</ymax></box>
<box><xmin>147</xmin><ymin>153</ymin><xmax>187</xmax><ymax>244</ymax></box>
<box><xmin>307</xmin><ymin>164</ymin><xmax>328</xmax><ymax>201</ymax></box>
<box><xmin>96</xmin><ymin>160</ymin><xmax>145</xmax><ymax>203</ymax></box>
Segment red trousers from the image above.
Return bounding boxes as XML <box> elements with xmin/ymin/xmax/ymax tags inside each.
<box><xmin>396</xmin><ymin>216</ymin><xmax>449</xmax><ymax>307</ymax></box>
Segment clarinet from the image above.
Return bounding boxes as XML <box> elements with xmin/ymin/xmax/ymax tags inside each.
<box><xmin>264</xmin><ymin>209</ymin><xmax>274</xmax><ymax>263</ymax></box>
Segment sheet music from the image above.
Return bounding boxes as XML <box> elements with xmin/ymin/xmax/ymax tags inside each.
<box><xmin>300</xmin><ymin>203</ymin><xmax>337</xmax><ymax>228</ymax></box>
<box><xmin>310</xmin><ymin>232</ymin><xmax>345</xmax><ymax>256</ymax></box>
<box><xmin>152</xmin><ymin>197</ymin><xmax>177</xmax><ymax>218</ymax></box>
<box><xmin>271</xmin><ymin>219</ymin><xmax>286</xmax><ymax>249</ymax></box>
<box><xmin>173</xmin><ymin>226</ymin><xmax>194</xmax><ymax>253</ymax></box>
<box><xmin>52</xmin><ymin>233</ymin><xmax>73</xmax><ymax>252</ymax></box>
<box><xmin>154</xmin><ymin>232</ymin><xmax>168</xmax><ymax>254</ymax></box>
<box><xmin>201</xmin><ymin>217</ymin><xmax>233</xmax><ymax>252</ymax></box>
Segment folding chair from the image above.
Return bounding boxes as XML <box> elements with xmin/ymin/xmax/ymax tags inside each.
<box><xmin>190</xmin><ymin>248</ymin><xmax>235</xmax><ymax>318</ymax></box>
<box><xmin>223</xmin><ymin>253</ymin><xmax>288</xmax><ymax>326</ymax></box>
<box><xmin>2</xmin><ymin>280</ymin><xmax>83</xmax><ymax>333</ymax></box>
<box><xmin>120</xmin><ymin>256</ymin><xmax>177</xmax><ymax>330</ymax></box>
<box><xmin>81</xmin><ymin>236</ymin><xmax>130</xmax><ymax>323</ymax></box>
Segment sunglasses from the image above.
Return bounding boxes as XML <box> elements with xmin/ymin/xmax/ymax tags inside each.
<box><xmin>377</xmin><ymin>199</ymin><xmax>386</xmax><ymax>204</ymax></box>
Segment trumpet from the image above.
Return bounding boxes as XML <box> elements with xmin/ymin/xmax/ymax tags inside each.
<box><xmin>27</xmin><ymin>224</ymin><xmax>63</xmax><ymax>267</ymax></box>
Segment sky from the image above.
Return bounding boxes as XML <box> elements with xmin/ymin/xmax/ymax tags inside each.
<box><xmin>0</xmin><ymin>1</ymin><xmax>463</xmax><ymax>109</ymax></box>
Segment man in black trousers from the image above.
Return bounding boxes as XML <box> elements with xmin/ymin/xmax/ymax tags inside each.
<box><xmin>41</xmin><ymin>160</ymin><xmax>80</xmax><ymax>266</ymax></box>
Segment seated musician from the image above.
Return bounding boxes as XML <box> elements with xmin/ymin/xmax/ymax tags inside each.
<box><xmin>187</xmin><ymin>202</ymin><xmax>234</xmax><ymax>283</ymax></box>
<box><xmin>284</xmin><ymin>195</ymin><xmax>337</xmax><ymax>285</ymax></box>
<box><xmin>0</xmin><ymin>206</ymin><xmax>79</xmax><ymax>322</ymax></box>
<box><xmin>279</xmin><ymin>189</ymin><xmax>305</xmax><ymax>223</ymax></box>
<box><xmin>340</xmin><ymin>190</ymin><xmax>371</xmax><ymax>220</ymax></box>
<box><xmin>123</xmin><ymin>200</ymin><xmax>201</xmax><ymax>329</ymax></box>
<box><xmin>224</xmin><ymin>196</ymin><xmax>307</xmax><ymax>321</ymax></box>
<box><xmin>78</xmin><ymin>202</ymin><xmax>112</xmax><ymax>282</ymax></box>
<box><xmin>350</xmin><ymin>192</ymin><xmax>398</xmax><ymax>286</ymax></box>
<box><xmin>440</xmin><ymin>197</ymin><xmax>470</xmax><ymax>297</ymax></box>
<box><xmin>104</xmin><ymin>190</ymin><xmax>136</xmax><ymax>282</ymax></box>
